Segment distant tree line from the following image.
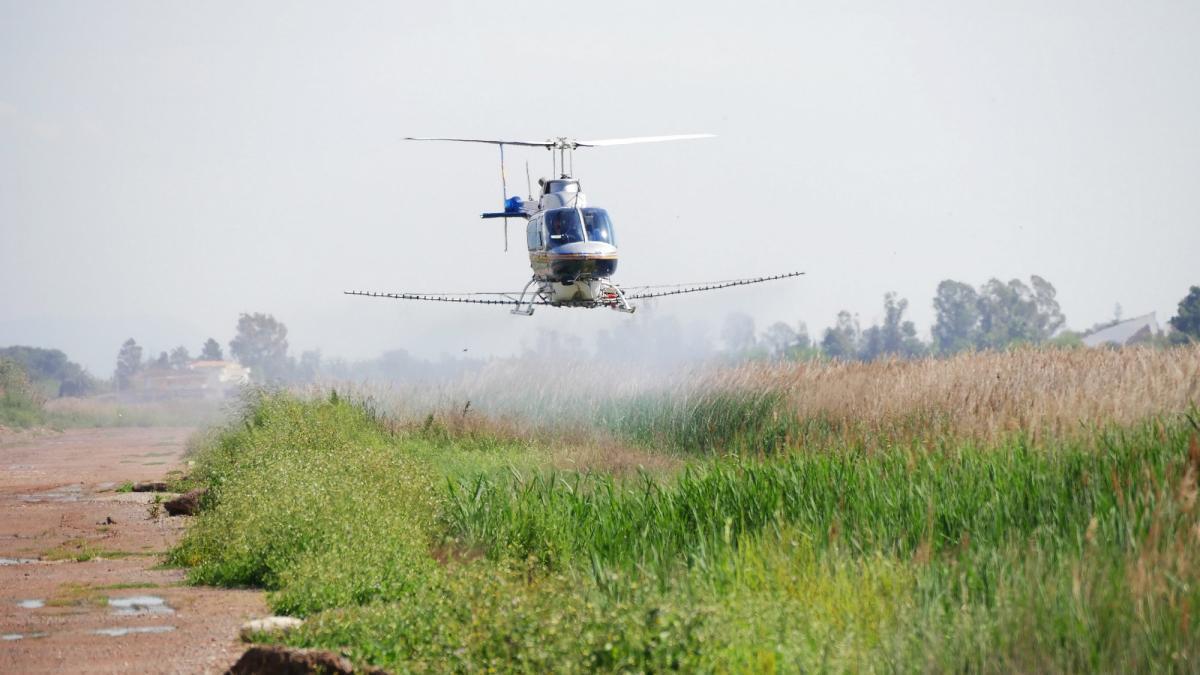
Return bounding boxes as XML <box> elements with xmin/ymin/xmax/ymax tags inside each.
<box><xmin>1169</xmin><ymin>285</ymin><xmax>1200</xmax><ymax>345</ymax></box>
<box><xmin>0</xmin><ymin>346</ymin><xmax>97</xmax><ymax>397</ymax></box>
<box><xmin>929</xmin><ymin>275</ymin><xmax>1065</xmax><ymax>355</ymax></box>
<box><xmin>722</xmin><ymin>277</ymin><xmax>1199</xmax><ymax>363</ymax></box>
<box><xmin>113</xmin><ymin>313</ymin><xmax>324</xmax><ymax>390</ymax></box>
<box><xmin>86</xmin><ymin>279</ymin><xmax>1200</xmax><ymax>392</ymax></box>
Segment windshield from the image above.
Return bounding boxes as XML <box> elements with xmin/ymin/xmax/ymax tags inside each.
<box><xmin>582</xmin><ymin>208</ymin><xmax>615</xmax><ymax>245</ymax></box>
<box><xmin>544</xmin><ymin>208</ymin><xmax>615</xmax><ymax>246</ymax></box>
<box><xmin>545</xmin><ymin>209</ymin><xmax>585</xmax><ymax>245</ymax></box>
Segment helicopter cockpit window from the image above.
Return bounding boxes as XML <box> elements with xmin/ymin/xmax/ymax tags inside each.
<box><xmin>581</xmin><ymin>208</ymin><xmax>615</xmax><ymax>246</ymax></box>
<box><xmin>544</xmin><ymin>208</ymin><xmax>616</xmax><ymax>247</ymax></box>
<box><xmin>545</xmin><ymin>180</ymin><xmax>580</xmax><ymax>194</ymax></box>
<box><xmin>526</xmin><ymin>218</ymin><xmax>543</xmax><ymax>250</ymax></box>
<box><xmin>544</xmin><ymin>209</ymin><xmax>585</xmax><ymax>246</ymax></box>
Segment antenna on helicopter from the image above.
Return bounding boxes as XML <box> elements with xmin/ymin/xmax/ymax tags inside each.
<box><xmin>498</xmin><ymin>144</ymin><xmax>508</xmax><ymax>252</ymax></box>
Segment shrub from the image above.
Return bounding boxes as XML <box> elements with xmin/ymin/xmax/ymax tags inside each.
<box><xmin>170</xmin><ymin>392</ymin><xmax>439</xmax><ymax>615</ymax></box>
<box><xmin>0</xmin><ymin>358</ymin><xmax>46</xmax><ymax>428</ymax></box>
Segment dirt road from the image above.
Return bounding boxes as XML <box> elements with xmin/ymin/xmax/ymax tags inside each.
<box><xmin>0</xmin><ymin>427</ymin><xmax>266</xmax><ymax>674</ymax></box>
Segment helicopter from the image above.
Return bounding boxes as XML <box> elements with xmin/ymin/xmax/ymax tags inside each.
<box><xmin>345</xmin><ymin>134</ymin><xmax>803</xmax><ymax>315</ymax></box>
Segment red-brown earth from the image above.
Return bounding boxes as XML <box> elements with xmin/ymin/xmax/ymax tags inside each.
<box><xmin>0</xmin><ymin>427</ymin><xmax>267</xmax><ymax>674</ymax></box>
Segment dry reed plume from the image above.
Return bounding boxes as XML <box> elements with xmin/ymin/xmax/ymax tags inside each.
<box><xmin>714</xmin><ymin>345</ymin><xmax>1200</xmax><ymax>443</ymax></box>
<box><xmin>323</xmin><ymin>345</ymin><xmax>1200</xmax><ymax>454</ymax></box>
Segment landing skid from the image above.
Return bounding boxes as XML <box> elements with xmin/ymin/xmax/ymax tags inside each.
<box><xmin>601</xmin><ymin>281</ymin><xmax>636</xmax><ymax>313</ymax></box>
<box><xmin>508</xmin><ymin>277</ymin><xmax>636</xmax><ymax>315</ymax></box>
<box><xmin>510</xmin><ymin>277</ymin><xmax>541</xmax><ymax>315</ymax></box>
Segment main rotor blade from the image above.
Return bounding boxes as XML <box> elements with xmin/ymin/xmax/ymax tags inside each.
<box><xmin>404</xmin><ymin>134</ymin><xmax>716</xmax><ymax>149</ymax></box>
<box><xmin>574</xmin><ymin>133</ymin><xmax>716</xmax><ymax>147</ymax></box>
<box><xmin>404</xmin><ymin>137</ymin><xmax>554</xmax><ymax>148</ymax></box>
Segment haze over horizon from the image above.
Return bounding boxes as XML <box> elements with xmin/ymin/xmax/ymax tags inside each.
<box><xmin>3</xmin><ymin>1</ymin><xmax>1198</xmax><ymax>375</ymax></box>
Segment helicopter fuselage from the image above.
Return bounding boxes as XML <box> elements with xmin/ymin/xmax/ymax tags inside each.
<box><xmin>519</xmin><ymin>178</ymin><xmax>620</xmax><ymax>305</ymax></box>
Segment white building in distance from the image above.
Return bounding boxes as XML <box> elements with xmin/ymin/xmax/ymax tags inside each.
<box><xmin>1081</xmin><ymin>313</ymin><xmax>1161</xmax><ymax>348</ymax></box>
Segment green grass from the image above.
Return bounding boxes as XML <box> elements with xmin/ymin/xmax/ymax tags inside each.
<box><xmin>2</xmin><ymin>355</ymin><xmax>226</xmax><ymax>430</ymax></box>
<box><xmin>92</xmin><ymin>582</ymin><xmax>166</xmax><ymax>590</ymax></box>
<box><xmin>171</xmin><ymin>390</ymin><xmax>1200</xmax><ymax>672</ymax></box>
<box><xmin>0</xmin><ymin>358</ymin><xmax>47</xmax><ymax>428</ymax></box>
<box><xmin>42</xmin><ymin>540</ymin><xmax>102</xmax><ymax>562</ymax></box>
<box><xmin>169</xmin><ymin>392</ymin><xmax>440</xmax><ymax>616</ymax></box>
<box><xmin>42</xmin><ymin>397</ymin><xmax>227</xmax><ymax>429</ymax></box>
<box><xmin>444</xmin><ymin>422</ymin><xmax>1189</xmax><ymax>576</ymax></box>
<box><xmin>595</xmin><ymin>389</ymin><xmax>794</xmax><ymax>455</ymax></box>
<box><xmin>43</xmin><ymin>539</ymin><xmax>162</xmax><ymax>562</ymax></box>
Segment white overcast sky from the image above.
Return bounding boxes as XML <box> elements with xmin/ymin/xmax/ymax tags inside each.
<box><xmin>2</xmin><ymin>1</ymin><xmax>1198</xmax><ymax>373</ymax></box>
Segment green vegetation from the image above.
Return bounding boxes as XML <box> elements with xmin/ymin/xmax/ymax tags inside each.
<box><xmin>42</xmin><ymin>538</ymin><xmax>103</xmax><ymax>562</ymax></box>
<box><xmin>172</xmin><ymin>349</ymin><xmax>1200</xmax><ymax>672</ymax></box>
<box><xmin>171</xmin><ymin>392</ymin><xmax>438</xmax><ymax>616</ymax></box>
<box><xmin>40</xmin><ymin>396</ymin><xmax>227</xmax><ymax>429</ymax></box>
<box><xmin>1171</xmin><ymin>285</ymin><xmax>1200</xmax><ymax>343</ymax></box>
<box><xmin>596</xmin><ymin>388</ymin><xmax>791</xmax><ymax>455</ymax></box>
<box><xmin>0</xmin><ymin>358</ymin><xmax>47</xmax><ymax>428</ymax></box>
<box><xmin>2</xmin><ymin>351</ymin><xmax>221</xmax><ymax>430</ymax></box>
<box><xmin>43</xmin><ymin>538</ymin><xmax>160</xmax><ymax>562</ymax></box>
<box><xmin>229</xmin><ymin>312</ymin><xmax>292</xmax><ymax>384</ymax></box>
<box><xmin>93</xmin><ymin>582</ymin><xmax>167</xmax><ymax>590</ymax></box>
<box><xmin>446</xmin><ymin>423</ymin><xmax>1188</xmax><ymax>573</ymax></box>
<box><xmin>0</xmin><ymin>346</ymin><xmax>97</xmax><ymax>397</ymax></box>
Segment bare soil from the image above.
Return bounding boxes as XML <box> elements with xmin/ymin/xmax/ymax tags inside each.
<box><xmin>0</xmin><ymin>427</ymin><xmax>267</xmax><ymax>674</ymax></box>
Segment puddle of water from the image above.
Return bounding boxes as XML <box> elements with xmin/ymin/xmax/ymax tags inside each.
<box><xmin>20</xmin><ymin>484</ymin><xmax>83</xmax><ymax>503</ymax></box>
<box><xmin>0</xmin><ymin>557</ymin><xmax>39</xmax><ymax>566</ymax></box>
<box><xmin>18</xmin><ymin>599</ymin><xmax>45</xmax><ymax>609</ymax></box>
<box><xmin>2</xmin><ymin>632</ymin><xmax>48</xmax><ymax>641</ymax></box>
<box><xmin>93</xmin><ymin>626</ymin><xmax>175</xmax><ymax>637</ymax></box>
<box><xmin>108</xmin><ymin>595</ymin><xmax>174</xmax><ymax>616</ymax></box>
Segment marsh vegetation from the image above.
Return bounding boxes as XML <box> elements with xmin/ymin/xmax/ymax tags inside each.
<box><xmin>172</xmin><ymin>346</ymin><xmax>1200</xmax><ymax>672</ymax></box>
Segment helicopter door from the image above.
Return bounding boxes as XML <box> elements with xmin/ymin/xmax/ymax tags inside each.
<box><xmin>526</xmin><ymin>217</ymin><xmax>545</xmax><ymax>251</ymax></box>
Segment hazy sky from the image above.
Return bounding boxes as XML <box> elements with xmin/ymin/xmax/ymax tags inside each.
<box><xmin>3</xmin><ymin>1</ymin><xmax>1198</xmax><ymax>374</ymax></box>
